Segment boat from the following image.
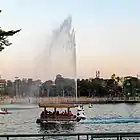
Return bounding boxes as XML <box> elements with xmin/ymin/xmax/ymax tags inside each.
<box><xmin>77</xmin><ymin>105</ymin><xmax>84</xmax><ymax>111</ymax></box>
<box><xmin>36</xmin><ymin>103</ymin><xmax>86</xmax><ymax>124</ymax></box>
<box><xmin>0</xmin><ymin>108</ymin><xmax>10</xmax><ymax>114</ymax></box>
<box><xmin>88</xmin><ymin>104</ymin><xmax>93</xmax><ymax>108</ymax></box>
<box><xmin>77</xmin><ymin>105</ymin><xmax>86</xmax><ymax>120</ymax></box>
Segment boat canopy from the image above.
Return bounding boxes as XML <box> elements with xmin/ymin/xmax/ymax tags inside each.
<box><xmin>39</xmin><ymin>103</ymin><xmax>77</xmax><ymax>108</ymax></box>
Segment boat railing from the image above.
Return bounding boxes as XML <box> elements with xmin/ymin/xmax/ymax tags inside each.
<box><xmin>41</xmin><ymin>114</ymin><xmax>75</xmax><ymax>121</ymax></box>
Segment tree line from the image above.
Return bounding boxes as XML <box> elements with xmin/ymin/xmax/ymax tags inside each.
<box><xmin>39</xmin><ymin>74</ymin><xmax>140</xmax><ymax>97</ymax></box>
<box><xmin>0</xmin><ymin>75</ymin><xmax>140</xmax><ymax>98</ymax></box>
<box><xmin>77</xmin><ymin>76</ymin><xmax>140</xmax><ymax>97</ymax></box>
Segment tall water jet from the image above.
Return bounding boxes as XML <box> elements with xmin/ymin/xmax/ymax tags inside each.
<box><xmin>36</xmin><ymin>16</ymin><xmax>77</xmax><ymax>101</ymax></box>
<box><xmin>50</xmin><ymin>16</ymin><xmax>77</xmax><ymax>100</ymax></box>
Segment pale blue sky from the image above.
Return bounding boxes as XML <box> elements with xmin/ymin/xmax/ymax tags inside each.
<box><xmin>0</xmin><ymin>0</ymin><xmax>140</xmax><ymax>80</ymax></box>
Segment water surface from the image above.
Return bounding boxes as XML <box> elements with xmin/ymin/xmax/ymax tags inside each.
<box><xmin>0</xmin><ymin>103</ymin><xmax>140</xmax><ymax>139</ymax></box>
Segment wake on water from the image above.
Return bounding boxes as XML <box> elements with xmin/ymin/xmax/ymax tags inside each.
<box><xmin>79</xmin><ymin>117</ymin><xmax>140</xmax><ymax>124</ymax></box>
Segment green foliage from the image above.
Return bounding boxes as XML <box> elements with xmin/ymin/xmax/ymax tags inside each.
<box><xmin>37</xmin><ymin>76</ymin><xmax>140</xmax><ymax>97</ymax></box>
<box><xmin>77</xmin><ymin>76</ymin><xmax>140</xmax><ymax>97</ymax></box>
<box><xmin>0</xmin><ymin>10</ymin><xmax>21</xmax><ymax>51</ymax></box>
<box><xmin>123</xmin><ymin>77</ymin><xmax>140</xmax><ymax>96</ymax></box>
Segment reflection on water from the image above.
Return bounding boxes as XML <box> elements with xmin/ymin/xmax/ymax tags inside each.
<box><xmin>0</xmin><ymin>104</ymin><xmax>37</xmax><ymax>110</ymax></box>
<box><xmin>39</xmin><ymin>123</ymin><xmax>75</xmax><ymax>133</ymax></box>
<box><xmin>0</xmin><ymin>103</ymin><xmax>140</xmax><ymax>135</ymax></box>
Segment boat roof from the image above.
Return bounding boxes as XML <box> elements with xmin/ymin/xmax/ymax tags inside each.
<box><xmin>39</xmin><ymin>103</ymin><xmax>77</xmax><ymax>108</ymax></box>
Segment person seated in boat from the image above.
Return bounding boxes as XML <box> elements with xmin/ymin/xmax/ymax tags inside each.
<box><xmin>48</xmin><ymin>111</ymin><xmax>55</xmax><ymax>117</ymax></box>
<box><xmin>56</xmin><ymin>111</ymin><xmax>59</xmax><ymax>115</ymax></box>
<box><xmin>44</xmin><ymin>110</ymin><xmax>48</xmax><ymax>115</ymax></box>
<box><xmin>5</xmin><ymin>109</ymin><xmax>8</xmax><ymax>113</ymax></box>
<box><xmin>3</xmin><ymin>108</ymin><xmax>6</xmax><ymax>112</ymax></box>
<box><xmin>68</xmin><ymin>111</ymin><xmax>73</xmax><ymax>116</ymax></box>
<box><xmin>48</xmin><ymin>111</ymin><xmax>52</xmax><ymax>115</ymax></box>
<box><xmin>62</xmin><ymin>111</ymin><xmax>65</xmax><ymax>115</ymax></box>
<box><xmin>41</xmin><ymin>111</ymin><xmax>44</xmax><ymax>115</ymax></box>
<box><xmin>64</xmin><ymin>110</ymin><xmax>67</xmax><ymax>116</ymax></box>
<box><xmin>40</xmin><ymin>111</ymin><xmax>45</xmax><ymax>118</ymax></box>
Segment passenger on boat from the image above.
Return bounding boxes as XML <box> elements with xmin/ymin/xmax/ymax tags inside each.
<box><xmin>56</xmin><ymin>111</ymin><xmax>59</xmax><ymax>115</ymax></box>
<box><xmin>40</xmin><ymin>111</ymin><xmax>44</xmax><ymax>118</ymax></box>
<box><xmin>2</xmin><ymin>108</ymin><xmax>7</xmax><ymax>112</ymax></box>
<box><xmin>48</xmin><ymin>111</ymin><xmax>52</xmax><ymax>114</ymax></box>
<box><xmin>40</xmin><ymin>109</ymin><xmax>74</xmax><ymax>119</ymax></box>
<box><xmin>68</xmin><ymin>110</ymin><xmax>73</xmax><ymax>116</ymax></box>
<box><xmin>4</xmin><ymin>108</ymin><xmax>7</xmax><ymax>112</ymax></box>
<box><xmin>61</xmin><ymin>111</ymin><xmax>64</xmax><ymax>115</ymax></box>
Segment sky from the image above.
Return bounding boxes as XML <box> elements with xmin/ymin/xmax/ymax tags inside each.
<box><xmin>1</xmin><ymin>0</ymin><xmax>140</xmax><ymax>80</ymax></box>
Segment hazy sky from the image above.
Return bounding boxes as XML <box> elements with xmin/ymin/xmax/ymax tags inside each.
<box><xmin>1</xmin><ymin>0</ymin><xmax>140</xmax><ymax>80</ymax></box>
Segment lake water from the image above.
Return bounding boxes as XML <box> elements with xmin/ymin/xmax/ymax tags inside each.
<box><xmin>0</xmin><ymin>103</ymin><xmax>140</xmax><ymax>139</ymax></box>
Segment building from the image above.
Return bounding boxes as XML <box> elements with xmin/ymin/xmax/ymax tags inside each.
<box><xmin>0</xmin><ymin>79</ymin><xmax>6</xmax><ymax>94</ymax></box>
<box><xmin>14</xmin><ymin>79</ymin><xmax>21</xmax><ymax>97</ymax></box>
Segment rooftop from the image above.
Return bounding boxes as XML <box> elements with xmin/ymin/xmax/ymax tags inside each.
<box><xmin>39</xmin><ymin>103</ymin><xmax>78</xmax><ymax>108</ymax></box>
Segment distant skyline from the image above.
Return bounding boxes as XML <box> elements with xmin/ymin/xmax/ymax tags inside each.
<box><xmin>1</xmin><ymin>0</ymin><xmax>140</xmax><ymax>80</ymax></box>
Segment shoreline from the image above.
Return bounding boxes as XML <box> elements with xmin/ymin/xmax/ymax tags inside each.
<box><xmin>0</xmin><ymin>97</ymin><xmax>140</xmax><ymax>105</ymax></box>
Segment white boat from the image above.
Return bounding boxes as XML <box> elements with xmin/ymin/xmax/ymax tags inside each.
<box><xmin>76</xmin><ymin>105</ymin><xmax>86</xmax><ymax>120</ymax></box>
<box><xmin>89</xmin><ymin>104</ymin><xmax>93</xmax><ymax>108</ymax></box>
<box><xmin>0</xmin><ymin>108</ymin><xmax>10</xmax><ymax>114</ymax></box>
<box><xmin>77</xmin><ymin>105</ymin><xmax>84</xmax><ymax>111</ymax></box>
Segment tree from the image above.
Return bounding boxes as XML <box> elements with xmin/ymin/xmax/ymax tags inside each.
<box><xmin>123</xmin><ymin>76</ymin><xmax>140</xmax><ymax>97</ymax></box>
<box><xmin>0</xmin><ymin>10</ymin><xmax>21</xmax><ymax>51</ymax></box>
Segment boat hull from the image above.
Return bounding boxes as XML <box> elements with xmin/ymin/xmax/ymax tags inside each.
<box><xmin>0</xmin><ymin>110</ymin><xmax>11</xmax><ymax>115</ymax></box>
<box><xmin>0</xmin><ymin>112</ymin><xmax>9</xmax><ymax>114</ymax></box>
<box><xmin>36</xmin><ymin>118</ymin><xmax>77</xmax><ymax>124</ymax></box>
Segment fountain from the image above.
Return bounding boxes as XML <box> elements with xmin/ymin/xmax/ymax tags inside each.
<box><xmin>37</xmin><ymin>16</ymin><xmax>77</xmax><ymax>101</ymax></box>
<box><xmin>50</xmin><ymin>16</ymin><xmax>77</xmax><ymax>101</ymax></box>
